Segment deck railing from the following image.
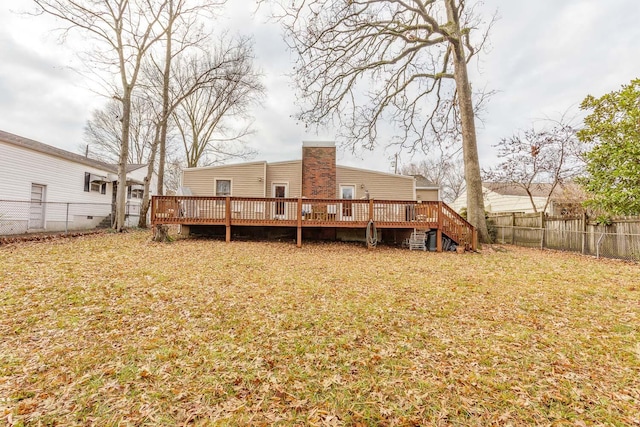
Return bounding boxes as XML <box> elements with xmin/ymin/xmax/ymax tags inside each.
<box><xmin>151</xmin><ymin>196</ymin><xmax>476</xmax><ymax>249</ymax></box>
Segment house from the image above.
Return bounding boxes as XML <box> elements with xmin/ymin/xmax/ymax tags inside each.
<box><xmin>0</xmin><ymin>130</ymin><xmax>157</xmax><ymax>235</ymax></box>
<box><xmin>153</xmin><ymin>141</ymin><xmax>475</xmax><ymax>249</ymax></box>
<box><xmin>450</xmin><ymin>182</ymin><xmax>585</xmax><ymax>215</ymax></box>
<box><xmin>412</xmin><ymin>175</ymin><xmax>440</xmax><ymax>202</ymax></box>
<box><xmin>159</xmin><ymin>141</ymin><xmax>467</xmax><ymax>246</ymax></box>
<box><xmin>181</xmin><ymin>141</ymin><xmax>439</xmax><ymax>202</ymax></box>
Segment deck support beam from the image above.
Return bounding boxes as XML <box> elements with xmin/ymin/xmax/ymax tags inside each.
<box><xmin>225</xmin><ymin>196</ymin><xmax>231</xmax><ymax>243</ymax></box>
<box><xmin>297</xmin><ymin>198</ymin><xmax>303</xmax><ymax>248</ymax></box>
<box><xmin>436</xmin><ymin>202</ymin><xmax>443</xmax><ymax>252</ymax></box>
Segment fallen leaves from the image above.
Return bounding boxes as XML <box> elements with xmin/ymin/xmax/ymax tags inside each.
<box><xmin>0</xmin><ymin>232</ymin><xmax>639</xmax><ymax>425</ymax></box>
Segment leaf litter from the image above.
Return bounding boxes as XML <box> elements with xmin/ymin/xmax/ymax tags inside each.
<box><xmin>0</xmin><ymin>232</ymin><xmax>638</xmax><ymax>425</ymax></box>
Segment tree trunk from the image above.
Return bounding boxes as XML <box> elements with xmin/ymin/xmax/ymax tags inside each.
<box><xmin>445</xmin><ymin>0</ymin><xmax>490</xmax><ymax>244</ymax></box>
<box><xmin>156</xmin><ymin>0</ymin><xmax>174</xmax><ymax>197</ymax></box>
<box><xmin>115</xmin><ymin>88</ymin><xmax>132</xmax><ymax>232</ymax></box>
<box><xmin>152</xmin><ymin>224</ymin><xmax>171</xmax><ymax>242</ymax></box>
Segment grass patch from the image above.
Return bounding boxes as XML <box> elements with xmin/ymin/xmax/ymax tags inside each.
<box><xmin>1</xmin><ymin>232</ymin><xmax>639</xmax><ymax>425</ymax></box>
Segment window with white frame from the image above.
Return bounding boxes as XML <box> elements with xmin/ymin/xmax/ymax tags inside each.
<box><xmin>215</xmin><ymin>179</ymin><xmax>231</xmax><ymax>196</ymax></box>
<box><xmin>84</xmin><ymin>172</ymin><xmax>107</xmax><ymax>194</ymax></box>
<box><xmin>128</xmin><ymin>185</ymin><xmax>144</xmax><ymax>199</ymax></box>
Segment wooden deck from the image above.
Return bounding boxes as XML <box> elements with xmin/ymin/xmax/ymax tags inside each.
<box><xmin>151</xmin><ymin>196</ymin><xmax>477</xmax><ymax>251</ymax></box>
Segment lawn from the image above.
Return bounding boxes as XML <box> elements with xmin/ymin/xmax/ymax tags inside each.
<box><xmin>1</xmin><ymin>231</ymin><xmax>639</xmax><ymax>426</ymax></box>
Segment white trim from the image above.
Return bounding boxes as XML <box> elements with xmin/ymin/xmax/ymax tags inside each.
<box><xmin>29</xmin><ymin>183</ymin><xmax>46</xmax><ymax>229</ymax></box>
<box><xmin>263</xmin><ymin>162</ymin><xmax>267</xmax><ymax>197</ymax></box>
<box><xmin>271</xmin><ymin>182</ymin><xmax>289</xmax><ymax>219</ymax></box>
<box><xmin>214</xmin><ymin>177</ymin><xmax>233</xmax><ymax>196</ymax></box>
<box><xmin>184</xmin><ymin>161</ymin><xmax>267</xmax><ymax>172</ymax></box>
<box><xmin>302</xmin><ymin>140</ymin><xmax>335</xmax><ymax>147</ymax></box>
<box><xmin>339</xmin><ymin>184</ymin><xmax>356</xmax><ymax>220</ymax></box>
<box><xmin>268</xmin><ymin>160</ymin><xmax>302</xmax><ymax>166</ymax></box>
<box><xmin>336</xmin><ymin>164</ymin><xmax>414</xmax><ymax>180</ymax></box>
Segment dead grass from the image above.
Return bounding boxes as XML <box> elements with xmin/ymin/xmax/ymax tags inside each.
<box><xmin>1</xmin><ymin>232</ymin><xmax>639</xmax><ymax>426</ymax></box>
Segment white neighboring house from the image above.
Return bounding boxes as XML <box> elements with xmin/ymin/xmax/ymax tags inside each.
<box><xmin>450</xmin><ymin>182</ymin><xmax>585</xmax><ymax>215</ymax></box>
<box><xmin>0</xmin><ymin>130</ymin><xmax>157</xmax><ymax>235</ymax></box>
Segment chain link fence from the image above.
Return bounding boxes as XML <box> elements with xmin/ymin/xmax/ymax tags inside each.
<box><xmin>0</xmin><ymin>199</ymin><xmax>143</xmax><ymax>236</ymax></box>
<box><xmin>491</xmin><ymin>214</ymin><xmax>640</xmax><ymax>262</ymax></box>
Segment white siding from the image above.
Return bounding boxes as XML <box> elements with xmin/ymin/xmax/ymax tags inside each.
<box><xmin>0</xmin><ymin>140</ymin><xmax>113</xmax><ymax>233</ymax></box>
<box><xmin>450</xmin><ymin>188</ymin><xmax>549</xmax><ymax>214</ymax></box>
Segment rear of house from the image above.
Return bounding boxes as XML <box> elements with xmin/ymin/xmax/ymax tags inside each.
<box><xmin>181</xmin><ymin>141</ymin><xmax>419</xmax><ymax>201</ymax></box>
<box><xmin>176</xmin><ymin>141</ymin><xmax>449</xmax><ymax>243</ymax></box>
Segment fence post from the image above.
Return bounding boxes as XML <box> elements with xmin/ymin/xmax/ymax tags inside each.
<box><xmin>511</xmin><ymin>213</ymin><xmax>515</xmax><ymax>245</ymax></box>
<box><xmin>65</xmin><ymin>203</ymin><xmax>70</xmax><ymax>234</ymax></box>
<box><xmin>540</xmin><ymin>212</ymin><xmax>546</xmax><ymax>249</ymax></box>
<box><xmin>581</xmin><ymin>212</ymin><xmax>587</xmax><ymax>254</ymax></box>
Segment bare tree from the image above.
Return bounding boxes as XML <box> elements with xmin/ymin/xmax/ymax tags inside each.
<box><xmin>137</xmin><ymin>0</ymin><xmax>226</xmax><ymax>228</ymax></box>
<box><xmin>32</xmin><ymin>0</ymin><xmax>168</xmax><ymax>231</ymax></box>
<box><xmin>263</xmin><ymin>0</ymin><xmax>493</xmax><ymax>242</ymax></box>
<box><xmin>83</xmin><ymin>97</ymin><xmax>156</xmax><ymax>164</ymax></box>
<box><xmin>402</xmin><ymin>151</ymin><xmax>466</xmax><ymax>203</ymax></box>
<box><xmin>163</xmin><ymin>157</ymin><xmax>183</xmax><ymax>193</ymax></box>
<box><xmin>171</xmin><ymin>36</ymin><xmax>264</xmax><ymax>167</ymax></box>
<box><xmin>483</xmin><ymin>120</ymin><xmax>586</xmax><ymax>213</ymax></box>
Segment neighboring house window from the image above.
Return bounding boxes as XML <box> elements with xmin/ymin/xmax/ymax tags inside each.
<box><xmin>215</xmin><ymin>179</ymin><xmax>231</xmax><ymax>196</ymax></box>
<box><xmin>85</xmin><ymin>172</ymin><xmax>107</xmax><ymax>194</ymax></box>
<box><xmin>128</xmin><ymin>185</ymin><xmax>144</xmax><ymax>199</ymax></box>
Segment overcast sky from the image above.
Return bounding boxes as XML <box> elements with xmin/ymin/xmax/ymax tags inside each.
<box><xmin>1</xmin><ymin>0</ymin><xmax>639</xmax><ymax>173</ymax></box>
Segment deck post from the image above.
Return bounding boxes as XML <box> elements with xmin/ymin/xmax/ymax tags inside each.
<box><xmin>472</xmin><ymin>228</ymin><xmax>478</xmax><ymax>251</ymax></box>
<box><xmin>150</xmin><ymin>196</ymin><xmax>155</xmax><ymax>226</ymax></box>
<box><xmin>297</xmin><ymin>198</ymin><xmax>302</xmax><ymax>248</ymax></box>
<box><xmin>225</xmin><ymin>196</ymin><xmax>231</xmax><ymax>242</ymax></box>
<box><xmin>436</xmin><ymin>201</ymin><xmax>443</xmax><ymax>252</ymax></box>
<box><xmin>368</xmin><ymin>199</ymin><xmax>374</xmax><ymax>221</ymax></box>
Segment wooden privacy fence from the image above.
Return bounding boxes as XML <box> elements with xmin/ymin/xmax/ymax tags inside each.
<box><xmin>490</xmin><ymin>212</ymin><xmax>640</xmax><ymax>261</ymax></box>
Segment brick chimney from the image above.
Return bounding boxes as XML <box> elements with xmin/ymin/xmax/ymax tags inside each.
<box><xmin>302</xmin><ymin>141</ymin><xmax>336</xmax><ymax>198</ymax></box>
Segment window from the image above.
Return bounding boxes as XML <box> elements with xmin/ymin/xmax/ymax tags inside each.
<box><xmin>215</xmin><ymin>179</ymin><xmax>231</xmax><ymax>196</ymax></box>
<box><xmin>128</xmin><ymin>185</ymin><xmax>144</xmax><ymax>199</ymax></box>
<box><xmin>85</xmin><ymin>172</ymin><xmax>107</xmax><ymax>194</ymax></box>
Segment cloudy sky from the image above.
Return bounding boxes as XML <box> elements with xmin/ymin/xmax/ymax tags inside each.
<box><xmin>1</xmin><ymin>0</ymin><xmax>639</xmax><ymax>173</ymax></box>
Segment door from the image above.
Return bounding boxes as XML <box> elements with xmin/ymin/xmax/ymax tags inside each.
<box><xmin>29</xmin><ymin>184</ymin><xmax>46</xmax><ymax>230</ymax></box>
<box><xmin>340</xmin><ymin>185</ymin><xmax>355</xmax><ymax>220</ymax></box>
<box><xmin>272</xmin><ymin>183</ymin><xmax>288</xmax><ymax>219</ymax></box>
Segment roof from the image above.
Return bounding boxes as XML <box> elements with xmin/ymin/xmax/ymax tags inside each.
<box><xmin>0</xmin><ymin>129</ymin><xmax>119</xmax><ymax>172</ymax></box>
<box><xmin>183</xmin><ymin>159</ymin><xmax>413</xmax><ymax>180</ymax></box>
<box><xmin>483</xmin><ymin>182</ymin><xmax>584</xmax><ymax>200</ymax></box>
<box><xmin>126</xmin><ymin>164</ymin><xmax>147</xmax><ymax>172</ymax></box>
<box><xmin>411</xmin><ymin>174</ymin><xmax>439</xmax><ymax>189</ymax></box>
<box><xmin>336</xmin><ymin>164</ymin><xmax>414</xmax><ymax>180</ymax></box>
<box><xmin>184</xmin><ymin>160</ymin><xmax>268</xmax><ymax>171</ymax></box>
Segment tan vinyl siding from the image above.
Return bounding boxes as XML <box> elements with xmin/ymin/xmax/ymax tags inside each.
<box><xmin>416</xmin><ymin>188</ymin><xmax>439</xmax><ymax>202</ymax></box>
<box><xmin>266</xmin><ymin>161</ymin><xmax>302</xmax><ymax>197</ymax></box>
<box><xmin>336</xmin><ymin>166</ymin><xmax>414</xmax><ymax>200</ymax></box>
<box><xmin>182</xmin><ymin>162</ymin><xmax>266</xmax><ymax>197</ymax></box>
